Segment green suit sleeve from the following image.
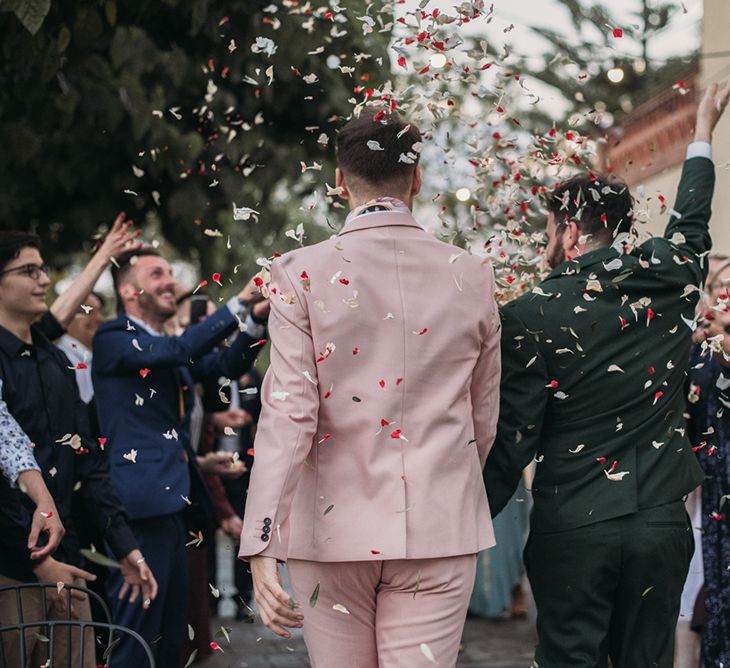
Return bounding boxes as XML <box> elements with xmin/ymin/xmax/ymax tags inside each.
<box><xmin>483</xmin><ymin>303</ymin><xmax>548</xmax><ymax>518</ymax></box>
<box><xmin>662</xmin><ymin>156</ymin><xmax>715</xmax><ymax>274</ymax></box>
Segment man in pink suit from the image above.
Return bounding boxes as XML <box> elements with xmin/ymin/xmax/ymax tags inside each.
<box><xmin>239</xmin><ymin>108</ymin><xmax>501</xmax><ymax>667</ymax></box>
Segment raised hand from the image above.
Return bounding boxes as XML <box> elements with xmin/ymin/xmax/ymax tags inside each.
<box><xmin>97</xmin><ymin>212</ymin><xmax>141</xmax><ymax>261</ymax></box>
<box><xmin>694</xmin><ymin>80</ymin><xmax>730</xmax><ymax>143</ymax></box>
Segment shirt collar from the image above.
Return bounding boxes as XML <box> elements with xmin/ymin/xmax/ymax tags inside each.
<box><xmin>59</xmin><ymin>334</ymin><xmax>90</xmax><ymax>360</ymax></box>
<box><xmin>125</xmin><ymin>314</ymin><xmax>164</xmax><ymax>336</ymax></box>
<box><xmin>0</xmin><ymin>323</ymin><xmax>50</xmax><ymax>358</ymax></box>
<box><xmin>345</xmin><ymin>197</ymin><xmax>412</xmax><ymax>224</ymax></box>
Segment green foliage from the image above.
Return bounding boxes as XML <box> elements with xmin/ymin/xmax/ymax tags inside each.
<box><xmin>0</xmin><ymin>0</ymin><xmax>390</xmax><ymax>276</ymax></box>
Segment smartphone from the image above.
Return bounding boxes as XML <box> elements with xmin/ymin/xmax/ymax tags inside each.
<box><xmin>189</xmin><ymin>295</ymin><xmax>209</xmax><ymax>325</ymax></box>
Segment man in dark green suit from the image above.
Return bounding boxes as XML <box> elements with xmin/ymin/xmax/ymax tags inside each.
<box><xmin>484</xmin><ymin>82</ymin><xmax>730</xmax><ymax>667</ymax></box>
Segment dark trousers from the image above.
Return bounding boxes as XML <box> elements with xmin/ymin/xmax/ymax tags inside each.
<box><xmin>526</xmin><ymin>500</ymin><xmax>694</xmax><ymax>668</ymax></box>
<box><xmin>106</xmin><ymin>512</ymin><xmax>188</xmax><ymax>668</ymax></box>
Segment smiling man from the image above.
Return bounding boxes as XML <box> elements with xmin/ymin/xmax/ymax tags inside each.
<box><xmin>92</xmin><ymin>247</ymin><xmax>269</xmax><ymax>666</ymax></box>
<box><xmin>0</xmin><ymin>232</ymin><xmax>157</xmax><ymax>668</ymax></box>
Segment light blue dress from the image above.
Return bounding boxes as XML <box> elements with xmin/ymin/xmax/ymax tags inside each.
<box><xmin>469</xmin><ymin>484</ymin><xmax>529</xmax><ymax>619</ymax></box>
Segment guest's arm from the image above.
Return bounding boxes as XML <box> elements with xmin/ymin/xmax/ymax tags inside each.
<box><xmin>50</xmin><ymin>213</ymin><xmax>138</xmax><ymax>329</ymax></box>
<box><xmin>0</xmin><ymin>390</ymin><xmax>65</xmax><ymax>560</ymax></box>
<box><xmin>483</xmin><ymin>305</ymin><xmax>548</xmax><ymax>517</ymax></box>
<box><xmin>663</xmin><ymin>82</ymin><xmax>729</xmax><ymax>270</ymax></box>
<box><xmin>93</xmin><ymin>279</ymin><xmax>266</xmax><ymax>375</ymax></box>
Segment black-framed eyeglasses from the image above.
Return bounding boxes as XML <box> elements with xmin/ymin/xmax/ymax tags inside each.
<box><xmin>0</xmin><ymin>263</ymin><xmax>50</xmax><ymax>280</ymax></box>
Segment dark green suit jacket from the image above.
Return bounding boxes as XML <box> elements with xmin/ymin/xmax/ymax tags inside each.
<box><xmin>484</xmin><ymin>156</ymin><xmax>715</xmax><ymax>533</ymax></box>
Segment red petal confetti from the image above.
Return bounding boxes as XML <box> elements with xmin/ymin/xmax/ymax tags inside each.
<box><xmin>370</xmin><ymin>549</ymin><xmax>381</xmax><ymax>554</ymax></box>
<box><xmin>98</xmin><ymin>437</ymin><xmax>107</xmax><ymax>449</ymax></box>
<box><xmin>397</xmin><ymin>55</ymin><xmax>407</xmax><ymax>69</ymax></box>
<box><xmin>612</xmin><ymin>28</ymin><xmax>623</xmax><ymax>38</ymax></box>
<box><xmin>250</xmin><ymin>339</ymin><xmax>268</xmax><ymax>347</ymax></box>
<box><xmin>139</xmin><ymin>368</ymin><xmax>150</xmax><ymax>378</ymax></box>
<box><xmin>212</xmin><ymin>272</ymin><xmax>222</xmax><ymax>284</ymax></box>
<box><xmin>547</xmin><ymin>380</ymin><xmax>559</xmax><ymax>388</ymax></box>
<box><xmin>76</xmin><ymin>363</ymin><xmax>88</xmax><ymax>369</ymax></box>
<box><xmin>390</xmin><ymin>429</ymin><xmax>402</xmax><ymax>439</ymax></box>
<box><xmin>396</xmin><ymin>378</ymin><xmax>404</xmax><ymax>386</ymax></box>
<box><xmin>646</xmin><ymin>308</ymin><xmax>655</xmax><ymax>325</ymax></box>
<box><xmin>247</xmin><ymin>448</ymin><xmax>255</xmax><ymax>456</ymax></box>
<box><xmin>381</xmin><ymin>419</ymin><xmax>391</xmax><ymax>427</ymax></box>
<box><xmin>379</xmin><ymin>379</ymin><xmax>385</xmax><ymax>389</ymax></box>
<box><xmin>352</xmin><ymin>348</ymin><xmax>360</xmax><ymax>355</ymax></box>
<box><xmin>417</xmin><ymin>328</ymin><xmax>428</xmax><ymax>335</ymax></box>
<box><xmin>339</xmin><ymin>278</ymin><xmax>350</xmax><ymax>285</ymax></box>
<box><xmin>253</xmin><ymin>276</ymin><xmax>264</xmax><ymax>287</ymax></box>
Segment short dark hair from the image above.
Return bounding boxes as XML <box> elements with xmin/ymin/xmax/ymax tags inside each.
<box><xmin>111</xmin><ymin>247</ymin><xmax>161</xmax><ymax>313</ymax></box>
<box><xmin>0</xmin><ymin>231</ymin><xmax>41</xmax><ymax>274</ymax></box>
<box><xmin>89</xmin><ymin>291</ymin><xmax>106</xmax><ymax>310</ymax></box>
<box><xmin>335</xmin><ymin>108</ymin><xmax>421</xmax><ymax>191</ymax></box>
<box><xmin>543</xmin><ymin>174</ymin><xmax>634</xmax><ymax>246</ymax></box>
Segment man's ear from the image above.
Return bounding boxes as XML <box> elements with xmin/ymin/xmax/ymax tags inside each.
<box><xmin>411</xmin><ymin>165</ymin><xmax>422</xmax><ymax>198</ymax></box>
<box><xmin>335</xmin><ymin>168</ymin><xmax>350</xmax><ymax>200</ymax></box>
<box><xmin>119</xmin><ymin>282</ymin><xmax>136</xmax><ymax>302</ymax></box>
<box><xmin>562</xmin><ymin>221</ymin><xmax>581</xmax><ymax>253</ymax></box>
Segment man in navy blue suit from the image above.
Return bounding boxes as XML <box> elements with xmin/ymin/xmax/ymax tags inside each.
<box><xmin>92</xmin><ymin>247</ymin><xmax>269</xmax><ymax>666</ymax></box>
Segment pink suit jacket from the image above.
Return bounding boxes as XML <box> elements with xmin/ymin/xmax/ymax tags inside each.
<box><xmin>239</xmin><ymin>209</ymin><xmax>501</xmax><ymax>562</ymax></box>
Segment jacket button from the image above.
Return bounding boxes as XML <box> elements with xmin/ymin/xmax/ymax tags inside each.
<box><xmin>261</xmin><ymin>534</ymin><xmax>270</xmax><ymax>542</ymax></box>
<box><xmin>262</xmin><ymin>526</ymin><xmax>271</xmax><ymax>534</ymax></box>
<box><xmin>263</xmin><ymin>517</ymin><xmax>272</xmax><ymax>526</ymax></box>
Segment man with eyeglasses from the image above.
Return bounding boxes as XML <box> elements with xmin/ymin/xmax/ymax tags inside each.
<box><xmin>0</xmin><ymin>231</ymin><xmax>158</xmax><ymax>668</ymax></box>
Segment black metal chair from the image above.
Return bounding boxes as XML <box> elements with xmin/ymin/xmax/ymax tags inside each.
<box><xmin>0</xmin><ymin>582</ymin><xmax>155</xmax><ymax>667</ymax></box>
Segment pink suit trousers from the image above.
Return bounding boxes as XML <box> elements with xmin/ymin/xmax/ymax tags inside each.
<box><xmin>287</xmin><ymin>554</ymin><xmax>477</xmax><ymax>668</ymax></box>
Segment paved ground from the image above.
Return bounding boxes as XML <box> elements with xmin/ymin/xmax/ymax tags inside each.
<box><xmin>203</xmin><ymin>615</ymin><xmax>537</xmax><ymax>668</ymax></box>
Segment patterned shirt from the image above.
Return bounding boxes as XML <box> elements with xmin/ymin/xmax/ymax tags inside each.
<box><xmin>0</xmin><ymin>380</ymin><xmax>39</xmax><ymax>486</ymax></box>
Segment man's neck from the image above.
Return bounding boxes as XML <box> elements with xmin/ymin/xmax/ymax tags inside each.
<box><xmin>0</xmin><ymin>310</ymin><xmax>34</xmax><ymax>344</ymax></box>
<box><xmin>348</xmin><ymin>194</ymin><xmax>412</xmax><ymax>210</ymax></box>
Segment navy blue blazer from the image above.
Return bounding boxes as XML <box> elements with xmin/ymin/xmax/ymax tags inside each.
<box><xmin>92</xmin><ymin>307</ymin><xmax>262</xmax><ymax>520</ymax></box>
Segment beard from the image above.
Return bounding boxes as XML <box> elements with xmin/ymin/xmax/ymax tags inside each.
<box><xmin>138</xmin><ymin>290</ymin><xmax>177</xmax><ymax>318</ymax></box>
<box><xmin>546</xmin><ymin>244</ymin><xmax>566</xmax><ymax>270</ymax></box>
